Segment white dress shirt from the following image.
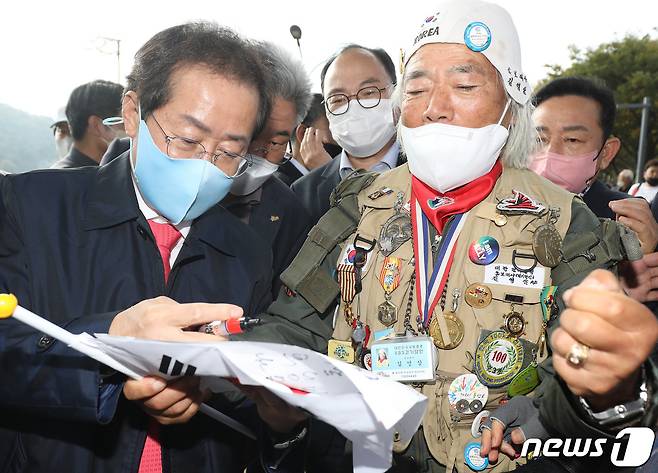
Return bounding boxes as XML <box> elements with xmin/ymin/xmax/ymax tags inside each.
<box><xmin>338</xmin><ymin>141</ymin><xmax>400</xmax><ymax>180</ymax></box>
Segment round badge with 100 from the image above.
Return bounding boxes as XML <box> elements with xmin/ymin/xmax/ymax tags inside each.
<box><xmin>474</xmin><ymin>331</ymin><xmax>524</xmax><ymax>388</ymax></box>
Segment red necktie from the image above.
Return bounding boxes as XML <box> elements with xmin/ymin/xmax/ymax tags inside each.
<box><xmin>138</xmin><ymin>221</ymin><xmax>181</xmax><ymax>473</ymax></box>
<box><xmin>147</xmin><ymin>220</ymin><xmax>182</xmax><ymax>283</ymax></box>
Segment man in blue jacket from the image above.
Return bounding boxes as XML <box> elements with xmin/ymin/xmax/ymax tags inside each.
<box><xmin>0</xmin><ymin>22</ymin><xmax>305</xmax><ymax>473</ymax></box>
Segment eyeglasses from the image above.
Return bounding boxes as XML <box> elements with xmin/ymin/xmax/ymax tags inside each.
<box><xmin>324</xmin><ymin>85</ymin><xmax>392</xmax><ymax>116</ymax></box>
<box><xmin>251</xmin><ymin>141</ymin><xmax>294</xmax><ymax>165</ymax></box>
<box><xmin>150</xmin><ymin>114</ymin><xmax>251</xmax><ymax>177</ymax></box>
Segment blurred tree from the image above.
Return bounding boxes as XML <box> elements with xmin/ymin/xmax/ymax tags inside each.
<box><xmin>0</xmin><ymin>103</ymin><xmax>56</xmax><ymax>173</ymax></box>
<box><xmin>538</xmin><ymin>32</ymin><xmax>658</xmax><ymax>184</ymax></box>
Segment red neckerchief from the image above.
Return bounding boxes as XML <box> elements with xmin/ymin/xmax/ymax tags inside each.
<box><xmin>411</xmin><ymin>160</ymin><xmax>503</xmax><ymax>234</ymax></box>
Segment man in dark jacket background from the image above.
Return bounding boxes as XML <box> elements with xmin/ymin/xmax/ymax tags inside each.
<box><xmin>52</xmin><ymin>79</ymin><xmax>124</xmax><ymax>169</ymax></box>
<box><xmin>291</xmin><ymin>44</ymin><xmax>404</xmax><ymax>225</ymax></box>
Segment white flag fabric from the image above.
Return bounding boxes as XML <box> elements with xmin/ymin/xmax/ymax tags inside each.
<box><xmin>79</xmin><ymin>334</ymin><xmax>427</xmax><ymax>473</ymax></box>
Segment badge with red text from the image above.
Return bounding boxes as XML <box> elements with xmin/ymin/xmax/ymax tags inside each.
<box><xmin>496</xmin><ymin>190</ymin><xmax>546</xmax><ymax>216</ymax></box>
<box><xmin>468</xmin><ymin>236</ymin><xmax>499</xmax><ymax>265</ymax></box>
<box><xmin>465</xmin><ymin>283</ymin><xmax>493</xmax><ymax>309</ymax></box>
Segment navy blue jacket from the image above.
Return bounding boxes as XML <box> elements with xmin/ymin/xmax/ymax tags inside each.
<box><xmin>582</xmin><ymin>179</ymin><xmax>629</xmax><ymax>219</ymax></box>
<box><xmin>223</xmin><ymin>176</ymin><xmax>311</xmax><ymax>298</ymax></box>
<box><xmin>0</xmin><ymin>155</ymin><xmax>290</xmax><ymax>473</ymax></box>
<box><xmin>290</xmin><ymin>158</ymin><xmax>341</xmax><ymax>226</ymax></box>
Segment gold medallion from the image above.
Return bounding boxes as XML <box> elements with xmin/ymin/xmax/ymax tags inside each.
<box><xmin>464</xmin><ymin>283</ymin><xmax>493</xmax><ymax>309</ymax></box>
<box><xmin>429</xmin><ymin>314</ymin><xmax>465</xmax><ymax>350</ymax></box>
<box><xmin>494</xmin><ymin>214</ymin><xmax>508</xmax><ymax>227</ymax></box>
<box><xmin>502</xmin><ymin>308</ymin><xmax>526</xmax><ymax>337</ymax></box>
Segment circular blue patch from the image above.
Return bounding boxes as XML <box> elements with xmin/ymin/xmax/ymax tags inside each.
<box><xmin>464</xmin><ymin>442</ymin><xmax>489</xmax><ymax>471</ymax></box>
<box><xmin>464</xmin><ymin>22</ymin><xmax>491</xmax><ymax>52</ymax></box>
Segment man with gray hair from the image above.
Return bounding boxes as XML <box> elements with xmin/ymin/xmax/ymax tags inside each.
<box><xmin>237</xmin><ymin>1</ymin><xmax>639</xmax><ymax>471</ymax></box>
<box><xmin>224</xmin><ymin>40</ymin><xmax>313</xmax><ymax>296</ymax></box>
<box><xmin>616</xmin><ymin>169</ymin><xmax>634</xmax><ymax>193</ymax></box>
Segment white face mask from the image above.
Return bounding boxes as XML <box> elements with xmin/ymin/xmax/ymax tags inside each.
<box><xmin>327</xmin><ymin>98</ymin><xmax>396</xmax><ymax>158</ymax></box>
<box><xmin>230</xmin><ymin>154</ymin><xmax>279</xmax><ymax>196</ymax></box>
<box><xmin>55</xmin><ymin>136</ymin><xmax>73</xmax><ymax>159</ymax></box>
<box><xmin>400</xmin><ymin>100</ymin><xmax>511</xmax><ymax>193</ymax></box>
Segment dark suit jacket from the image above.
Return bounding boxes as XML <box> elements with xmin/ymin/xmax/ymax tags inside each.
<box><xmin>290</xmin><ymin>157</ymin><xmax>341</xmax><ymax>225</ymax></box>
<box><xmin>224</xmin><ymin>176</ymin><xmax>311</xmax><ymax>297</ymax></box>
<box><xmin>100</xmin><ymin>137</ymin><xmax>131</xmax><ymax>166</ymax></box>
<box><xmin>292</xmin><ymin>150</ymin><xmax>405</xmax><ymax>225</ymax></box>
<box><xmin>582</xmin><ymin>179</ymin><xmax>629</xmax><ymax>219</ymax></box>
<box><xmin>0</xmin><ymin>155</ymin><xmax>301</xmax><ymax>473</ymax></box>
<box><xmin>51</xmin><ymin>146</ymin><xmax>99</xmax><ymax>169</ymax></box>
<box><xmin>274</xmin><ymin>160</ymin><xmax>304</xmax><ymax>187</ymax></box>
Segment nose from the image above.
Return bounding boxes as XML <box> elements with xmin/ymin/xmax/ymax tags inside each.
<box><xmin>423</xmin><ymin>86</ymin><xmax>453</xmax><ymax>124</ymax></box>
<box><xmin>545</xmin><ymin>138</ymin><xmax>562</xmax><ymax>155</ymax></box>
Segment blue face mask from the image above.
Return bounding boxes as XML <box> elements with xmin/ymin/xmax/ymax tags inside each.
<box><xmin>132</xmin><ymin>118</ymin><xmax>233</xmax><ymax>225</ymax></box>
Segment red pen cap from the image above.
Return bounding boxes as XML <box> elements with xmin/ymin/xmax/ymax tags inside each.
<box><xmin>225</xmin><ymin>318</ymin><xmax>243</xmax><ymax>334</ymax></box>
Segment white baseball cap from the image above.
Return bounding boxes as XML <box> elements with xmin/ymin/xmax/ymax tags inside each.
<box><xmin>50</xmin><ymin>106</ymin><xmax>67</xmax><ymax>128</ymax></box>
<box><xmin>404</xmin><ymin>0</ymin><xmax>531</xmax><ymax>104</ymax></box>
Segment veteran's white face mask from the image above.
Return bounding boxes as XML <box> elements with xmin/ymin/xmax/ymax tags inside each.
<box><xmin>327</xmin><ymin>98</ymin><xmax>397</xmax><ymax>158</ymax></box>
<box><xmin>400</xmin><ymin>100</ymin><xmax>511</xmax><ymax>193</ymax></box>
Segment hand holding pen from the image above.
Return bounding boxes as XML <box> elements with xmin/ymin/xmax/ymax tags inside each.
<box><xmin>200</xmin><ymin>317</ymin><xmax>262</xmax><ymax>337</ymax></box>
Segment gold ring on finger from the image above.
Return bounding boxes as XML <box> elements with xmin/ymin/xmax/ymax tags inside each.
<box><xmin>566</xmin><ymin>342</ymin><xmax>590</xmax><ymax>366</ymax></box>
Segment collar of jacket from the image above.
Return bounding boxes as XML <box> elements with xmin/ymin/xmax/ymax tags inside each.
<box><xmin>81</xmin><ymin>151</ymin><xmax>240</xmax><ymax>256</ymax></box>
<box><xmin>321</xmin><ymin>155</ymin><xmax>341</xmax><ymax>179</ymax></box>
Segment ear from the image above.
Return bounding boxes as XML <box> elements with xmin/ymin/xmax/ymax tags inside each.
<box><xmin>86</xmin><ymin>115</ymin><xmax>104</xmax><ymax>138</ymax></box>
<box><xmin>295</xmin><ymin>124</ymin><xmax>307</xmax><ymax>144</ymax></box>
<box><xmin>122</xmin><ymin>91</ymin><xmax>140</xmax><ymax>139</ymax></box>
<box><xmin>598</xmin><ymin>136</ymin><xmax>621</xmax><ymax>171</ymax></box>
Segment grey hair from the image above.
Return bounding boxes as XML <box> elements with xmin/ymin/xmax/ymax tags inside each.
<box><xmin>253</xmin><ymin>40</ymin><xmax>312</xmax><ymax>125</ymax></box>
<box><xmin>619</xmin><ymin>169</ymin><xmax>635</xmax><ymax>180</ymax></box>
<box><xmin>392</xmin><ymin>74</ymin><xmax>538</xmax><ymax>169</ymax></box>
<box><xmin>503</xmin><ymin>99</ymin><xmax>537</xmax><ymax>169</ymax></box>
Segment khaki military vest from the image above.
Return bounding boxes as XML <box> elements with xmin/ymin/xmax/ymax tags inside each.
<box><xmin>331</xmin><ymin>164</ymin><xmax>574</xmax><ymax>472</ymax></box>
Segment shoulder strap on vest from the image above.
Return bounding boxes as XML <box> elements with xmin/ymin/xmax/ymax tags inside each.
<box><xmin>551</xmin><ymin>218</ymin><xmax>641</xmax><ymax>285</ymax></box>
<box><xmin>280</xmin><ymin>170</ymin><xmax>378</xmax><ymax>312</ymax></box>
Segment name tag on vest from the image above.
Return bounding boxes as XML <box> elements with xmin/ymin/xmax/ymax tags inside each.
<box><xmin>483</xmin><ymin>263</ymin><xmax>545</xmax><ymax>289</ymax></box>
<box><xmin>370</xmin><ymin>336</ymin><xmax>437</xmax><ymax>383</ymax></box>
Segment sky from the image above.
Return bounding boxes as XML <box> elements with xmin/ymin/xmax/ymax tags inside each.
<box><xmin>1</xmin><ymin>0</ymin><xmax>656</xmax><ymax>120</ymax></box>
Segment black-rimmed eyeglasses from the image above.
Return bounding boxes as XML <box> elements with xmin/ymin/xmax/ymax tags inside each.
<box><xmin>324</xmin><ymin>85</ymin><xmax>392</xmax><ymax>116</ymax></box>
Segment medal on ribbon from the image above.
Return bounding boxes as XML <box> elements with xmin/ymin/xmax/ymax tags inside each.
<box><xmin>377</xmin><ymin>257</ymin><xmax>402</xmax><ymax>326</ymax></box>
<box><xmin>538</xmin><ymin>285</ymin><xmax>558</xmax><ymax>357</ymax></box>
<box><xmin>337</xmin><ymin>263</ymin><xmax>357</xmax><ymax>325</ymax></box>
<box><xmin>411</xmin><ymin>194</ymin><xmax>469</xmax><ymax>347</ymax></box>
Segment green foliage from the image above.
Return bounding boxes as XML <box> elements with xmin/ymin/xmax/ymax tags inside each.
<box><xmin>538</xmin><ymin>33</ymin><xmax>658</xmax><ymax>183</ymax></box>
<box><xmin>0</xmin><ymin>104</ymin><xmax>57</xmax><ymax>173</ymax></box>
